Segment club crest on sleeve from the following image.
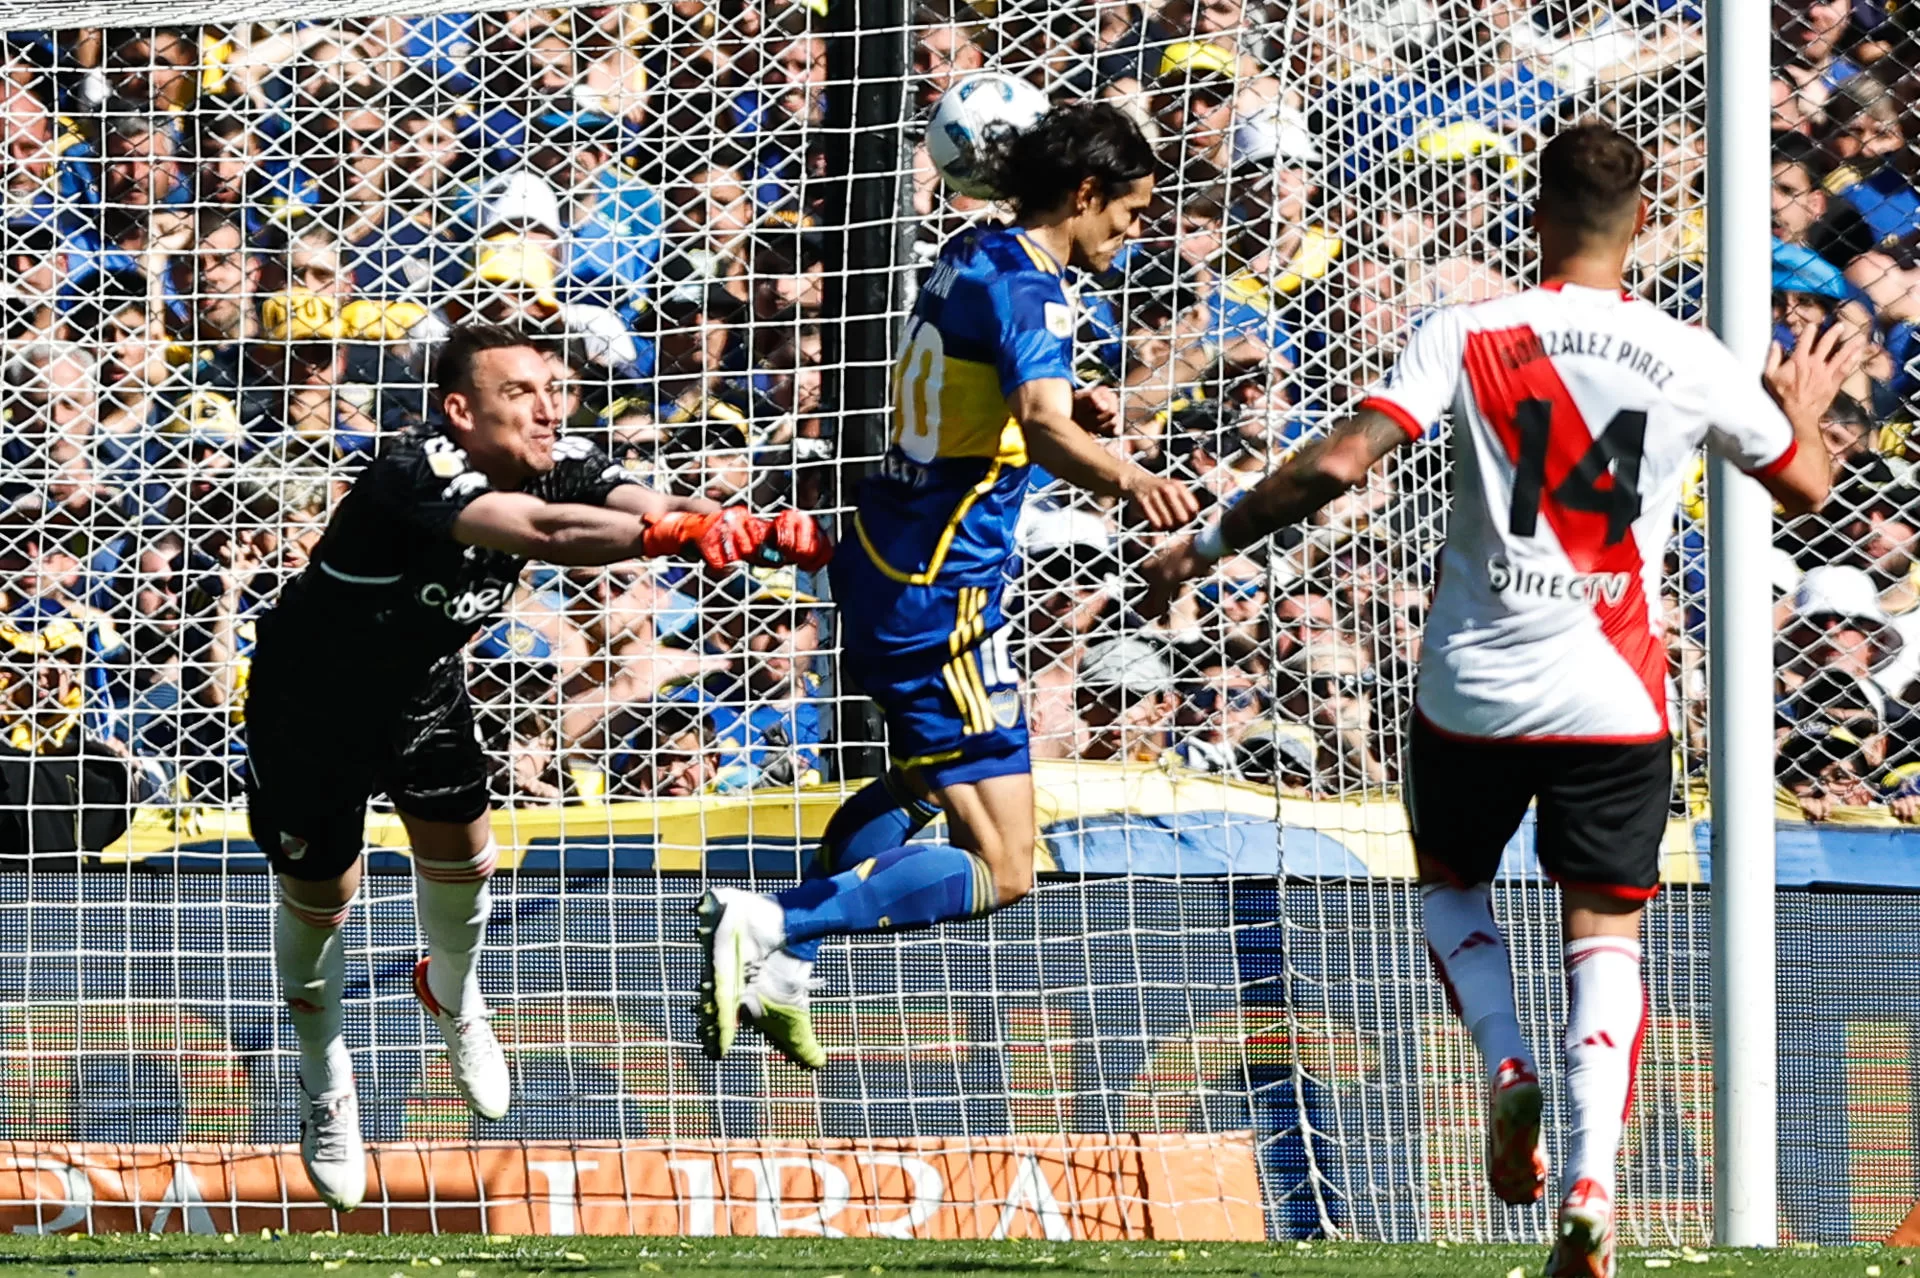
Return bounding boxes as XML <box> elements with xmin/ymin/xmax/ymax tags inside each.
<box><xmin>445</xmin><ymin>471</ymin><xmax>488</xmax><ymax>499</ymax></box>
<box><xmin>1044</xmin><ymin>302</ymin><xmax>1072</xmax><ymax>338</ymax></box>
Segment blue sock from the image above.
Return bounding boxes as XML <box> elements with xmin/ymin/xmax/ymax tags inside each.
<box><xmin>776</xmin><ymin>843</ymin><xmax>994</xmax><ymax>945</ymax></box>
<box><xmin>786</xmin><ymin>771</ymin><xmax>939</xmax><ymax>962</ymax></box>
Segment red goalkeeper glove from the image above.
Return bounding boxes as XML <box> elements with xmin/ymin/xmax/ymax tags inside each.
<box><xmin>640</xmin><ymin>508</ymin><xmax>771</xmax><ymax>571</ymax></box>
<box><xmin>767</xmin><ymin>508</ymin><xmax>834</xmax><ymax>572</ymax></box>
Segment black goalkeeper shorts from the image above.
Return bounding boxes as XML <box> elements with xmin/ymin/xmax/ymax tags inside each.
<box><xmin>244</xmin><ymin>653</ymin><xmax>490</xmax><ymax>881</ymax></box>
<box><xmin>1403</xmin><ymin>715</ymin><xmax>1672</xmax><ymax>902</ymax></box>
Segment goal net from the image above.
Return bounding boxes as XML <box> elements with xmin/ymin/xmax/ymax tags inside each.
<box><xmin>0</xmin><ymin>0</ymin><xmax>1900</xmax><ymax>1248</ymax></box>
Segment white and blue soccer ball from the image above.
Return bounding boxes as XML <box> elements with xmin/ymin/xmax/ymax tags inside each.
<box><xmin>927</xmin><ymin>72</ymin><xmax>1050</xmax><ymax>200</ymax></box>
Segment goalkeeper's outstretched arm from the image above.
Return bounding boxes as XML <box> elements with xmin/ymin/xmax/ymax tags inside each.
<box><xmin>452</xmin><ymin>492</ymin><xmax>658</xmax><ymax>566</ymax></box>
<box><xmin>602</xmin><ymin>483</ymin><xmax>718</xmax><ymax>522</ymax></box>
<box><xmin>453</xmin><ymin>492</ymin><xmax>822</xmax><ymax>573</ymax></box>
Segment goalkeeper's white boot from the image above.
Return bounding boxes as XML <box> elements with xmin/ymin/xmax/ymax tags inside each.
<box><xmin>695</xmin><ymin>888</ymin><xmax>785</xmax><ymax>1061</ymax></box>
<box><xmin>413</xmin><ymin>957</ymin><xmax>510</xmax><ymax>1120</ymax></box>
<box><xmin>1545</xmin><ymin>1178</ymin><xmax>1616</xmax><ymax>1278</ymax></box>
<box><xmin>299</xmin><ymin>1079</ymin><xmax>366</xmax><ymax>1212</ymax></box>
<box><xmin>743</xmin><ymin>949</ymin><xmax>826</xmax><ymax>1071</ymax></box>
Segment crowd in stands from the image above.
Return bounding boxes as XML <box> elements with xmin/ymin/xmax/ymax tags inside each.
<box><xmin>0</xmin><ymin>1</ymin><xmax>1910</xmax><ymax>835</ymax></box>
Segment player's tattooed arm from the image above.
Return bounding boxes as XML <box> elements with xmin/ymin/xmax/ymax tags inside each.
<box><xmin>1139</xmin><ymin>408</ymin><xmax>1409</xmax><ymax>619</ymax></box>
<box><xmin>1218</xmin><ymin>407</ymin><xmax>1410</xmax><ymax>549</ymax></box>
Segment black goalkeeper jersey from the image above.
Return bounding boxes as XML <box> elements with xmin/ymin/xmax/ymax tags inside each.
<box><xmin>254</xmin><ymin>426</ymin><xmax>636</xmax><ymax>700</ymax></box>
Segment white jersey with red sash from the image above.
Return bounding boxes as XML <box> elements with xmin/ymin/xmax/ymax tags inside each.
<box><xmin>1358</xmin><ymin>281</ymin><xmax>1796</xmax><ymax>743</ymax></box>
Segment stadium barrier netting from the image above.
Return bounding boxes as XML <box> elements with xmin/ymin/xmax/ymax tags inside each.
<box><xmin>0</xmin><ymin>0</ymin><xmax>1913</xmax><ymax>1246</ymax></box>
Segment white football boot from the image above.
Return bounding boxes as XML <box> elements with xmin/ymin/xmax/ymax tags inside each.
<box><xmin>299</xmin><ymin>1080</ymin><xmax>366</xmax><ymax>1212</ymax></box>
<box><xmin>413</xmin><ymin>956</ymin><xmax>510</xmax><ymax>1120</ymax></box>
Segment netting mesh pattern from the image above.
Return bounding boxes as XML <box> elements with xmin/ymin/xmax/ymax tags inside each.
<box><xmin>0</xmin><ymin>2</ymin><xmax>1725</xmax><ymax>818</ymax></box>
<box><xmin>1772</xmin><ymin>2</ymin><xmax>1920</xmax><ymax>830</ymax></box>
<box><xmin>0</xmin><ymin>876</ymin><xmax>1905</xmax><ymax>1247</ymax></box>
<box><xmin>0</xmin><ymin>0</ymin><xmax>1905</xmax><ymax>1247</ymax></box>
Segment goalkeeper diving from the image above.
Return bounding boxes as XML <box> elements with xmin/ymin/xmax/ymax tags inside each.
<box><xmin>243</xmin><ymin>323</ymin><xmax>830</xmax><ymax>1211</ymax></box>
<box><xmin>696</xmin><ymin>102</ymin><xmax>1198</xmax><ymax>1069</ymax></box>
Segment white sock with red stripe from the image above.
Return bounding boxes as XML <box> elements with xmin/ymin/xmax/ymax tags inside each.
<box><xmin>1421</xmin><ymin>883</ymin><xmax>1533</xmax><ymax>1080</ymax></box>
<box><xmin>413</xmin><ymin>839</ymin><xmax>498</xmax><ymax>1019</ymax></box>
<box><xmin>275</xmin><ymin>889</ymin><xmax>352</xmax><ymax>1095</ymax></box>
<box><xmin>1562</xmin><ymin>934</ymin><xmax>1646</xmax><ymax>1200</ymax></box>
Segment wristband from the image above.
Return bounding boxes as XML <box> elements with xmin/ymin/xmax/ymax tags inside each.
<box><xmin>1193</xmin><ymin>520</ymin><xmax>1229</xmax><ymax>562</ymax></box>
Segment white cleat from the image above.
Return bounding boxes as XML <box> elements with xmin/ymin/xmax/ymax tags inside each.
<box><xmin>299</xmin><ymin>1080</ymin><xmax>366</xmax><ymax>1212</ymax></box>
<box><xmin>414</xmin><ymin>957</ymin><xmax>510</xmax><ymax>1120</ymax></box>
<box><xmin>695</xmin><ymin>887</ymin><xmax>787</xmax><ymax>1061</ymax></box>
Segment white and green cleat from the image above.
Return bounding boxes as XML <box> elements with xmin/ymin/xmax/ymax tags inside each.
<box><xmin>743</xmin><ymin>950</ymin><xmax>826</xmax><ymax>1071</ymax></box>
<box><xmin>695</xmin><ymin>888</ymin><xmax>785</xmax><ymax>1061</ymax></box>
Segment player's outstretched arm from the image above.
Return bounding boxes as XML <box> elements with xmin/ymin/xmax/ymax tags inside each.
<box><xmin>1010</xmin><ymin>378</ymin><xmax>1199</xmax><ymax>529</ymax></box>
<box><xmin>454</xmin><ymin>492</ymin><xmax>800</xmax><ymax>573</ymax></box>
<box><xmin>567</xmin><ymin>462</ymin><xmax>826</xmax><ymax>569</ymax></box>
<box><xmin>452</xmin><ymin>492</ymin><xmax>656</xmax><ymax>566</ymax></box>
<box><xmin>602</xmin><ymin>484</ymin><xmax>718</xmax><ymax>521</ymax></box>
<box><xmin>1140</xmin><ymin>407</ymin><xmax>1410</xmax><ymax>618</ymax></box>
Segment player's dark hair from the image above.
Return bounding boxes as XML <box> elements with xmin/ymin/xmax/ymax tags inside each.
<box><xmin>1534</xmin><ymin>119</ymin><xmax>1647</xmax><ymax>237</ymax></box>
<box><xmin>991</xmin><ymin>102</ymin><xmax>1155</xmax><ymax>216</ymax></box>
<box><xmin>435</xmin><ymin>323</ymin><xmax>539</xmax><ymax>402</ymax></box>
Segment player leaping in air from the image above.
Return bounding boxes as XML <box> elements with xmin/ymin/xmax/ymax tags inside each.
<box><xmin>245</xmin><ymin>323</ymin><xmax>829</xmax><ymax>1212</ymax></box>
<box><xmin>696</xmin><ymin>102</ymin><xmax>1198</xmax><ymax>1070</ymax></box>
<box><xmin>1144</xmin><ymin>121</ymin><xmax>1853</xmax><ymax>1278</ymax></box>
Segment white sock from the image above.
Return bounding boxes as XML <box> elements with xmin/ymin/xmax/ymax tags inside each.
<box><xmin>1562</xmin><ymin>935</ymin><xmax>1646</xmax><ymax>1201</ymax></box>
<box><xmin>1421</xmin><ymin>883</ymin><xmax>1533</xmax><ymax>1080</ymax></box>
<box><xmin>413</xmin><ymin>839</ymin><xmax>498</xmax><ymax>1019</ymax></box>
<box><xmin>757</xmin><ymin>949</ymin><xmax>814</xmax><ymax>1002</ymax></box>
<box><xmin>275</xmin><ymin>890</ymin><xmax>352</xmax><ymax>1096</ymax></box>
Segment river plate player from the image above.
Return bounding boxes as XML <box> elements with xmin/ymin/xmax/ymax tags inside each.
<box><xmin>1144</xmin><ymin>121</ymin><xmax>1852</xmax><ymax>1277</ymax></box>
<box><xmin>694</xmin><ymin>102</ymin><xmax>1198</xmax><ymax>1070</ymax></box>
<box><xmin>245</xmin><ymin>323</ymin><xmax>830</xmax><ymax>1211</ymax></box>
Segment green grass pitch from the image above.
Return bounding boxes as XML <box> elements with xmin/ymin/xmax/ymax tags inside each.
<box><xmin>0</xmin><ymin>1235</ymin><xmax>1907</xmax><ymax>1278</ymax></box>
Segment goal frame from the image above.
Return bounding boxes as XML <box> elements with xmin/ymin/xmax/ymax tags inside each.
<box><xmin>1704</xmin><ymin>0</ymin><xmax>1777</xmax><ymax>1248</ymax></box>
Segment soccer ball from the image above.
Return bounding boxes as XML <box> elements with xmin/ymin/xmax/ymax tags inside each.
<box><xmin>927</xmin><ymin>73</ymin><xmax>1050</xmax><ymax>200</ymax></box>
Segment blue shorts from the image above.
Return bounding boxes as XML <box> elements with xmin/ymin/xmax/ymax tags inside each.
<box><xmin>852</xmin><ymin>623</ymin><xmax>1030</xmax><ymax>788</ymax></box>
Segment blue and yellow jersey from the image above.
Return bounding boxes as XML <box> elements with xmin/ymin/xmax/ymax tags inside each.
<box><xmin>834</xmin><ymin>224</ymin><xmax>1075</xmax><ymax>660</ymax></box>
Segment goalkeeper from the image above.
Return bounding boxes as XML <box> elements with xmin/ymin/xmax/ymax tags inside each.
<box><xmin>696</xmin><ymin>103</ymin><xmax>1197</xmax><ymax>1071</ymax></box>
<box><xmin>243</xmin><ymin>323</ymin><xmax>829</xmax><ymax>1211</ymax></box>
